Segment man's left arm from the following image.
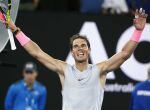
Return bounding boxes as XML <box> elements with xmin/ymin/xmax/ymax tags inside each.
<box><xmin>97</xmin><ymin>8</ymin><xmax>148</xmax><ymax>75</ymax></box>
<box><xmin>5</xmin><ymin>85</ymin><xmax>16</xmax><ymax>110</ymax></box>
<box><xmin>38</xmin><ymin>87</ymin><xmax>47</xmax><ymax>110</ymax></box>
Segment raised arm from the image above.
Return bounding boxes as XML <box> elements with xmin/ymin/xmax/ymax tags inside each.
<box><xmin>6</xmin><ymin>19</ymin><xmax>66</xmax><ymax>75</ymax></box>
<box><xmin>97</xmin><ymin>9</ymin><xmax>148</xmax><ymax>75</ymax></box>
<box><xmin>23</xmin><ymin>40</ymin><xmax>66</xmax><ymax>74</ymax></box>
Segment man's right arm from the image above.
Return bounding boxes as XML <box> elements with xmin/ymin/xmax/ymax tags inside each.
<box><xmin>24</xmin><ymin>40</ymin><xmax>66</xmax><ymax>74</ymax></box>
<box><xmin>8</xmin><ymin>20</ymin><xmax>66</xmax><ymax>75</ymax></box>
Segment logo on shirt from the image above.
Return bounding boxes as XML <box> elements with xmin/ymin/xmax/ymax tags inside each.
<box><xmin>78</xmin><ymin>78</ymin><xmax>85</xmax><ymax>81</ymax></box>
<box><xmin>137</xmin><ymin>90</ymin><xmax>150</xmax><ymax>96</ymax></box>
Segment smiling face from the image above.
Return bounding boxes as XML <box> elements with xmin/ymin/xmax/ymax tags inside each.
<box><xmin>71</xmin><ymin>38</ymin><xmax>91</xmax><ymax>63</ymax></box>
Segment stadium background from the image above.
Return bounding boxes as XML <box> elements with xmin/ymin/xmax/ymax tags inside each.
<box><xmin>0</xmin><ymin>0</ymin><xmax>150</xmax><ymax>110</ymax></box>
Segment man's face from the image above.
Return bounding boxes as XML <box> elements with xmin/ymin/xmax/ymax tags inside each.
<box><xmin>23</xmin><ymin>71</ymin><xmax>37</xmax><ymax>84</ymax></box>
<box><xmin>71</xmin><ymin>38</ymin><xmax>90</xmax><ymax>63</ymax></box>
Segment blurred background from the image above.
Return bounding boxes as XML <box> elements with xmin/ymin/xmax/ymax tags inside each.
<box><xmin>0</xmin><ymin>0</ymin><xmax>150</xmax><ymax>110</ymax></box>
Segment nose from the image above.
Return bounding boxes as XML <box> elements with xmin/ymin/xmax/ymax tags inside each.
<box><xmin>77</xmin><ymin>46</ymin><xmax>84</xmax><ymax>51</ymax></box>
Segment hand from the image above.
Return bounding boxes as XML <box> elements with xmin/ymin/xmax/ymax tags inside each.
<box><xmin>133</xmin><ymin>8</ymin><xmax>148</xmax><ymax>30</ymax></box>
<box><xmin>0</xmin><ymin>11</ymin><xmax>17</xmax><ymax>31</ymax></box>
<box><xmin>6</xmin><ymin>19</ymin><xmax>18</xmax><ymax>32</ymax></box>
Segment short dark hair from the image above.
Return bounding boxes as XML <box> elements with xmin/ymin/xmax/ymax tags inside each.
<box><xmin>70</xmin><ymin>34</ymin><xmax>90</xmax><ymax>50</ymax></box>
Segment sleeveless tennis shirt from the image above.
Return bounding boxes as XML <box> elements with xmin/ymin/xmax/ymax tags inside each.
<box><xmin>62</xmin><ymin>64</ymin><xmax>104</xmax><ymax>110</ymax></box>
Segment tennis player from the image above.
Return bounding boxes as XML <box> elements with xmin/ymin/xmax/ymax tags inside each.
<box><xmin>0</xmin><ymin>8</ymin><xmax>148</xmax><ymax>110</ymax></box>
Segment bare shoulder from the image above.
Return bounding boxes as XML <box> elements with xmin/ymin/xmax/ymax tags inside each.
<box><xmin>96</xmin><ymin>60</ymin><xmax>108</xmax><ymax>74</ymax></box>
<box><xmin>56</xmin><ymin>59</ymin><xmax>68</xmax><ymax>75</ymax></box>
<box><xmin>96</xmin><ymin>61</ymin><xmax>107</xmax><ymax>88</ymax></box>
<box><xmin>96</xmin><ymin>61</ymin><xmax>105</xmax><ymax>68</ymax></box>
<box><xmin>57</xmin><ymin>61</ymin><xmax>66</xmax><ymax>87</ymax></box>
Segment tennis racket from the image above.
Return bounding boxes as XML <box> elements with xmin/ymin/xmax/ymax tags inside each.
<box><xmin>0</xmin><ymin>0</ymin><xmax>16</xmax><ymax>50</ymax></box>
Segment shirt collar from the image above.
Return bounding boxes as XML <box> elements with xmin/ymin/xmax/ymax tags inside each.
<box><xmin>73</xmin><ymin>64</ymin><xmax>92</xmax><ymax>72</ymax></box>
<box><xmin>23</xmin><ymin>79</ymin><xmax>36</xmax><ymax>90</ymax></box>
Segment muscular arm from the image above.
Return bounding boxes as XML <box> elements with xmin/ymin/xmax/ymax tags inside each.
<box><xmin>23</xmin><ymin>40</ymin><xmax>66</xmax><ymax>75</ymax></box>
<box><xmin>7</xmin><ymin>20</ymin><xmax>66</xmax><ymax>75</ymax></box>
<box><xmin>97</xmin><ymin>40</ymin><xmax>137</xmax><ymax>74</ymax></box>
<box><xmin>97</xmin><ymin>9</ymin><xmax>148</xmax><ymax>76</ymax></box>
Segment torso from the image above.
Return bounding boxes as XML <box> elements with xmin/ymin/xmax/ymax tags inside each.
<box><xmin>11</xmin><ymin>80</ymin><xmax>45</xmax><ymax>110</ymax></box>
<box><xmin>61</xmin><ymin>64</ymin><xmax>105</xmax><ymax>110</ymax></box>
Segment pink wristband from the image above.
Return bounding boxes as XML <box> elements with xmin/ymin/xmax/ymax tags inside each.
<box><xmin>130</xmin><ymin>29</ymin><xmax>143</xmax><ymax>42</ymax></box>
<box><xmin>16</xmin><ymin>31</ymin><xmax>31</xmax><ymax>46</ymax></box>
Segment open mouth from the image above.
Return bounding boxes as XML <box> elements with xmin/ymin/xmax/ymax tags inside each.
<box><xmin>77</xmin><ymin>52</ymin><xmax>84</xmax><ymax>57</ymax></box>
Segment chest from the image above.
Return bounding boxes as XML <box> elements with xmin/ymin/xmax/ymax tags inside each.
<box><xmin>15</xmin><ymin>87</ymin><xmax>41</xmax><ymax>102</ymax></box>
<box><xmin>65</xmin><ymin>67</ymin><xmax>100</xmax><ymax>90</ymax></box>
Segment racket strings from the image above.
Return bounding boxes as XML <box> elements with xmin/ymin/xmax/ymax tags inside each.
<box><xmin>6</xmin><ymin>0</ymin><xmax>11</xmax><ymax>27</ymax></box>
<box><xmin>0</xmin><ymin>0</ymin><xmax>12</xmax><ymax>27</ymax></box>
<box><xmin>0</xmin><ymin>1</ymin><xmax>8</xmax><ymax>15</ymax></box>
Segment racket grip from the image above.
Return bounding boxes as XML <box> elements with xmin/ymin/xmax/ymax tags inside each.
<box><xmin>8</xmin><ymin>29</ymin><xmax>16</xmax><ymax>50</ymax></box>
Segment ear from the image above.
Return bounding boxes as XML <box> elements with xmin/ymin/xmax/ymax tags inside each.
<box><xmin>88</xmin><ymin>48</ymin><xmax>91</xmax><ymax>53</ymax></box>
<box><xmin>71</xmin><ymin>51</ymin><xmax>74</xmax><ymax>56</ymax></box>
<box><xmin>35</xmin><ymin>72</ymin><xmax>38</xmax><ymax>77</ymax></box>
<box><xmin>36</xmin><ymin>71</ymin><xmax>39</xmax><ymax>75</ymax></box>
<box><xmin>71</xmin><ymin>50</ymin><xmax>75</xmax><ymax>58</ymax></box>
<box><xmin>70</xmin><ymin>50</ymin><xmax>73</xmax><ymax>55</ymax></box>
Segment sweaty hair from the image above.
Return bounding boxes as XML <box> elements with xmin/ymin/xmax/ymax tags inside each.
<box><xmin>70</xmin><ymin>34</ymin><xmax>90</xmax><ymax>50</ymax></box>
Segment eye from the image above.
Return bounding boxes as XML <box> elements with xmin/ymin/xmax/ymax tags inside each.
<box><xmin>73</xmin><ymin>45</ymin><xmax>78</xmax><ymax>49</ymax></box>
<box><xmin>81</xmin><ymin>44</ymin><xmax>87</xmax><ymax>48</ymax></box>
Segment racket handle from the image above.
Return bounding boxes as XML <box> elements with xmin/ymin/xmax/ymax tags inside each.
<box><xmin>8</xmin><ymin>29</ymin><xmax>16</xmax><ymax>50</ymax></box>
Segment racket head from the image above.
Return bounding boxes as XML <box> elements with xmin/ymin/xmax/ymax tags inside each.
<box><xmin>0</xmin><ymin>0</ymin><xmax>8</xmax><ymax>14</ymax></box>
<box><xmin>0</xmin><ymin>0</ymin><xmax>20</xmax><ymax>52</ymax></box>
<box><xmin>0</xmin><ymin>22</ymin><xmax>9</xmax><ymax>52</ymax></box>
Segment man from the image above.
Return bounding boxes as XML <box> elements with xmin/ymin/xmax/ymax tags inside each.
<box><xmin>0</xmin><ymin>8</ymin><xmax>148</xmax><ymax>110</ymax></box>
<box><xmin>5</xmin><ymin>62</ymin><xmax>47</xmax><ymax>110</ymax></box>
<box><xmin>130</xmin><ymin>67</ymin><xmax>150</xmax><ymax>110</ymax></box>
